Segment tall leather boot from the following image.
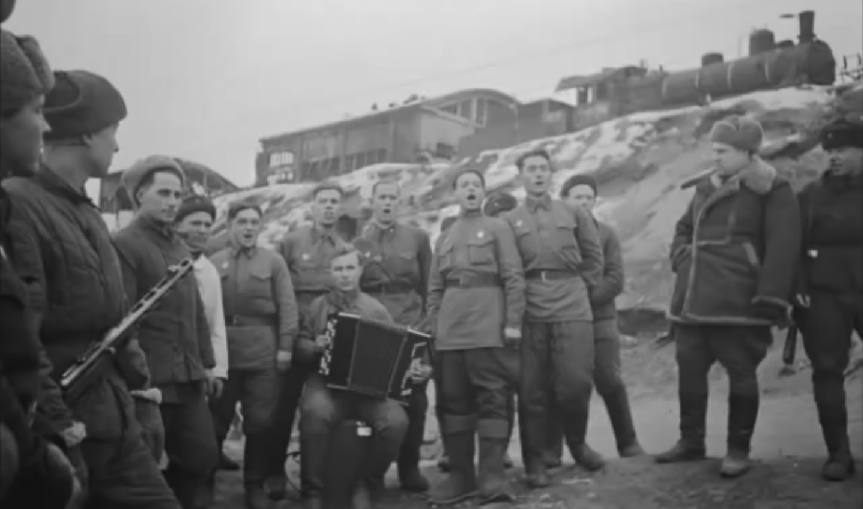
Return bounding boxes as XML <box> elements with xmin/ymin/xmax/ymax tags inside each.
<box><xmin>655</xmin><ymin>391</ymin><xmax>708</xmax><ymax>463</ymax></box>
<box><xmin>503</xmin><ymin>397</ymin><xmax>516</xmax><ymax>469</ymax></box>
<box><xmin>477</xmin><ymin>419</ymin><xmax>514</xmax><ymax>503</ymax></box>
<box><xmin>243</xmin><ymin>433</ymin><xmax>270</xmax><ymax>509</ymax></box>
<box><xmin>559</xmin><ymin>404</ymin><xmax>605</xmax><ymax>472</ymax></box>
<box><xmin>603</xmin><ymin>387</ymin><xmax>644</xmax><ymax>457</ymax></box>
<box><xmin>397</xmin><ymin>402</ymin><xmax>430</xmax><ymax>492</ymax></box>
<box><xmin>720</xmin><ymin>393</ymin><xmax>759</xmax><ymax>478</ymax></box>
<box><xmin>429</xmin><ymin>426</ymin><xmax>479</xmax><ymax>505</ymax></box>
<box><xmin>299</xmin><ymin>432</ymin><xmax>330</xmax><ymax>509</ymax></box>
<box><xmin>817</xmin><ymin>397</ymin><xmax>856</xmax><ymax>481</ymax></box>
<box><xmin>520</xmin><ymin>415</ymin><xmax>551</xmax><ymax>488</ymax></box>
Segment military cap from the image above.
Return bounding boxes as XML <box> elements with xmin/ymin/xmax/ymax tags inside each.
<box><xmin>176</xmin><ymin>195</ymin><xmax>216</xmax><ymax>223</ymax></box>
<box><xmin>0</xmin><ymin>27</ymin><xmax>52</xmax><ymax>114</ymax></box>
<box><xmin>483</xmin><ymin>192</ymin><xmax>518</xmax><ymax>217</ymax></box>
<box><xmin>121</xmin><ymin>155</ymin><xmax>186</xmax><ymax>205</ymax></box>
<box><xmin>820</xmin><ymin>117</ymin><xmax>863</xmax><ymax>151</ymax></box>
<box><xmin>43</xmin><ymin>70</ymin><xmax>127</xmax><ymax>140</ymax></box>
<box><xmin>709</xmin><ymin>115</ymin><xmax>764</xmax><ymax>153</ymax></box>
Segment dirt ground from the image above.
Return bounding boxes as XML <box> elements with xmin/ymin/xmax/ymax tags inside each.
<box><xmin>213</xmin><ymin>335</ymin><xmax>863</xmax><ymax>509</ymax></box>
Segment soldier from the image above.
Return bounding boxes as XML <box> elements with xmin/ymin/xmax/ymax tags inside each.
<box><xmin>427</xmin><ymin>170</ymin><xmax>525</xmax><ymax>506</ymax></box>
<box><xmin>794</xmin><ymin>117</ymin><xmax>863</xmax><ymax>481</ymax></box>
<box><xmin>502</xmin><ymin>149</ymin><xmax>605</xmax><ymax>487</ymax></box>
<box><xmin>173</xmin><ymin>195</ymin><xmax>230</xmax><ymax>469</ymax></box>
<box><xmin>296</xmin><ymin>245</ymin><xmax>412</xmax><ymax>509</ymax></box>
<box><xmin>210</xmin><ymin>200</ymin><xmax>298</xmax><ymax>508</ymax></box>
<box><xmin>656</xmin><ymin>116</ymin><xmax>800</xmax><ymax>478</ymax></box>
<box><xmin>2</xmin><ymin>70</ymin><xmax>181</xmax><ymax>507</ymax></box>
<box><xmin>114</xmin><ymin>155</ymin><xmax>218</xmax><ymax>508</ymax></box>
<box><xmin>269</xmin><ymin>182</ymin><xmax>350</xmax><ymax>499</ymax></box>
<box><xmin>354</xmin><ymin>179</ymin><xmax>433</xmax><ymax>492</ymax></box>
<box><xmin>0</xmin><ymin>18</ymin><xmax>80</xmax><ymax>508</ymax></box>
<box><xmin>560</xmin><ymin>174</ymin><xmax>644</xmax><ymax>458</ymax></box>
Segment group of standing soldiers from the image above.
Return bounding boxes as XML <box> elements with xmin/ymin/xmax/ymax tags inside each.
<box><xmin>2</xmin><ymin>3</ymin><xmax>861</xmax><ymax>509</ymax></box>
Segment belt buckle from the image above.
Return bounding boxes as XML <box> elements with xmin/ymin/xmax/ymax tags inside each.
<box><xmin>540</xmin><ymin>271</ymin><xmax>549</xmax><ymax>283</ymax></box>
<box><xmin>230</xmin><ymin>316</ymin><xmax>240</xmax><ymax>326</ymax></box>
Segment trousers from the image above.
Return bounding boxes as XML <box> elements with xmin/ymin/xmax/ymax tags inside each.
<box><xmin>159</xmin><ymin>384</ymin><xmax>219</xmax><ymax>509</ymax></box>
<box><xmin>674</xmin><ymin>324</ymin><xmax>771</xmax><ymax>451</ymax></box>
<box><xmin>299</xmin><ymin>376</ymin><xmax>408</xmax><ymax>496</ymax></box>
<box><xmin>265</xmin><ymin>360</ymin><xmax>313</xmax><ymax>481</ymax></box>
<box><xmin>211</xmin><ymin>368</ymin><xmax>280</xmax><ymax>485</ymax></box>
<box><xmin>801</xmin><ymin>291</ymin><xmax>863</xmax><ymax>454</ymax></box>
<box><xmin>541</xmin><ymin>320</ymin><xmax>639</xmax><ymax>457</ymax></box>
<box><xmin>519</xmin><ymin>320</ymin><xmax>594</xmax><ymax>470</ymax></box>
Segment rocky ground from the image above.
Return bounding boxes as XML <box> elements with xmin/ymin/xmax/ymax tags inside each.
<box><xmin>212</xmin><ymin>334</ymin><xmax>863</xmax><ymax>509</ymax></box>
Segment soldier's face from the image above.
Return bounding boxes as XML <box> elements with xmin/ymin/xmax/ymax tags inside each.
<box><xmin>372</xmin><ymin>183</ymin><xmax>400</xmax><ymax>224</ymax></box>
<box><xmin>176</xmin><ymin>211</ymin><xmax>213</xmax><ymax>252</ymax></box>
<box><xmin>0</xmin><ymin>96</ymin><xmax>48</xmax><ymax>175</ymax></box>
<box><xmin>230</xmin><ymin>208</ymin><xmax>261</xmax><ymax>248</ymax></box>
<box><xmin>520</xmin><ymin>155</ymin><xmax>552</xmax><ymax>195</ymax></box>
<box><xmin>563</xmin><ymin>184</ymin><xmax>596</xmax><ymax>213</ymax></box>
<box><xmin>826</xmin><ymin>146</ymin><xmax>863</xmax><ymax>176</ymax></box>
<box><xmin>454</xmin><ymin>173</ymin><xmax>485</xmax><ymax>211</ymax></box>
<box><xmin>312</xmin><ymin>189</ymin><xmax>342</xmax><ymax>227</ymax></box>
<box><xmin>712</xmin><ymin>142</ymin><xmax>750</xmax><ymax>177</ymax></box>
<box><xmin>137</xmin><ymin>171</ymin><xmax>184</xmax><ymax>224</ymax></box>
<box><xmin>330</xmin><ymin>251</ymin><xmax>362</xmax><ymax>292</ymax></box>
<box><xmin>83</xmin><ymin>123</ymin><xmax>119</xmax><ymax>178</ymax></box>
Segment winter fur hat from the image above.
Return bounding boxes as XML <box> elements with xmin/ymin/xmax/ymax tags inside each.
<box><xmin>176</xmin><ymin>195</ymin><xmax>216</xmax><ymax>223</ymax></box>
<box><xmin>0</xmin><ymin>28</ymin><xmax>53</xmax><ymax>114</ymax></box>
<box><xmin>820</xmin><ymin>117</ymin><xmax>863</xmax><ymax>151</ymax></box>
<box><xmin>708</xmin><ymin>115</ymin><xmax>764</xmax><ymax>154</ymax></box>
<box><xmin>121</xmin><ymin>155</ymin><xmax>186</xmax><ymax>205</ymax></box>
<box><xmin>43</xmin><ymin>70</ymin><xmax>127</xmax><ymax>140</ymax></box>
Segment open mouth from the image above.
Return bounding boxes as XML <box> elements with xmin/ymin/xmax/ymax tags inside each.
<box><xmin>382</xmin><ymin>208</ymin><xmax>392</xmax><ymax>215</ymax></box>
<box><xmin>466</xmin><ymin>194</ymin><xmax>476</xmax><ymax>201</ymax></box>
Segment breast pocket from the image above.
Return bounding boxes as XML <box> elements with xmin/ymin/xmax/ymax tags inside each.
<box><xmin>388</xmin><ymin>252</ymin><xmax>417</xmax><ymax>278</ymax></box>
<box><xmin>553</xmin><ymin>217</ymin><xmax>579</xmax><ymax>251</ymax></box>
<box><xmin>467</xmin><ymin>236</ymin><xmax>496</xmax><ymax>266</ymax></box>
<box><xmin>437</xmin><ymin>242</ymin><xmax>455</xmax><ymax>272</ymax></box>
<box><xmin>248</xmin><ymin>267</ymin><xmax>273</xmax><ymax>300</ymax></box>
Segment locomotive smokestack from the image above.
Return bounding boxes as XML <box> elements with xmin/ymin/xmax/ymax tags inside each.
<box><xmin>798</xmin><ymin>10</ymin><xmax>815</xmax><ymax>43</ymax></box>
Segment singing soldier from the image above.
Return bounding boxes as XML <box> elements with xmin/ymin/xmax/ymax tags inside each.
<box><xmin>114</xmin><ymin>155</ymin><xmax>219</xmax><ymax>508</ymax></box>
<box><xmin>794</xmin><ymin>117</ymin><xmax>862</xmax><ymax>481</ymax></box>
<box><xmin>657</xmin><ymin>116</ymin><xmax>800</xmax><ymax>478</ymax></box>
<box><xmin>270</xmin><ymin>182</ymin><xmax>350</xmax><ymax>500</ymax></box>
<box><xmin>209</xmin><ymin>200</ymin><xmax>298</xmax><ymax>509</ymax></box>
<box><xmin>354</xmin><ymin>179</ymin><xmax>433</xmax><ymax>493</ymax></box>
<box><xmin>502</xmin><ymin>149</ymin><xmax>605</xmax><ymax>488</ymax></box>
<box><xmin>427</xmin><ymin>169</ymin><xmax>525</xmax><ymax>505</ymax></box>
<box><xmin>296</xmin><ymin>245</ymin><xmax>412</xmax><ymax>509</ymax></box>
<box><xmin>560</xmin><ymin>174</ymin><xmax>644</xmax><ymax>458</ymax></box>
<box><xmin>2</xmin><ymin>71</ymin><xmax>181</xmax><ymax>507</ymax></box>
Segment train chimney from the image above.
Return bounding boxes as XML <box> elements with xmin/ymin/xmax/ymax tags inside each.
<box><xmin>701</xmin><ymin>52</ymin><xmax>724</xmax><ymax>67</ymax></box>
<box><xmin>798</xmin><ymin>10</ymin><xmax>815</xmax><ymax>43</ymax></box>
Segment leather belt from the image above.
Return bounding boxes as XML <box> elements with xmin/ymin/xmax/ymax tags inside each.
<box><xmin>362</xmin><ymin>282</ymin><xmax>416</xmax><ymax>294</ymax></box>
<box><xmin>524</xmin><ymin>269</ymin><xmax>580</xmax><ymax>282</ymax></box>
<box><xmin>225</xmin><ymin>315</ymin><xmax>276</xmax><ymax>327</ymax></box>
<box><xmin>444</xmin><ymin>273</ymin><xmax>501</xmax><ymax>289</ymax></box>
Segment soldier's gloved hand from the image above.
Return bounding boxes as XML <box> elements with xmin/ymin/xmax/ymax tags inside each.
<box><xmin>503</xmin><ymin>327</ymin><xmax>521</xmax><ymax>348</ymax></box>
<box><xmin>61</xmin><ymin>421</ymin><xmax>86</xmax><ymax>448</ymax></box>
<box><xmin>313</xmin><ymin>334</ymin><xmax>329</xmax><ymax>353</ymax></box>
<box><xmin>276</xmin><ymin>350</ymin><xmax>292</xmax><ymax>373</ymax></box>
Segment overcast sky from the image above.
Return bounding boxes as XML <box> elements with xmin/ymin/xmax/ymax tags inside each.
<box><xmin>6</xmin><ymin>0</ymin><xmax>862</xmax><ymax>191</ymax></box>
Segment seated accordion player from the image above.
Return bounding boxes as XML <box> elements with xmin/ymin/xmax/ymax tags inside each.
<box><xmin>318</xmin><ymin>312</ymin><xmax>431</xmax><ymax>405</ymax></box>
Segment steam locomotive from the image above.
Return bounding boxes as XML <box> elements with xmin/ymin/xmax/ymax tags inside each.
<box><xmin>609</xmin><ymin>10</ymin><xmax>836</xmax><ymax>113</ymax></box>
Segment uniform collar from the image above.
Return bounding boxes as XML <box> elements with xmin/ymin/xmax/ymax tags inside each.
<box><xmin>459</xmin><ymin>208</ymin><xmax>483</xmax><ymax>219</ymax></box>
<box><xmin>326</xmin><ymin>287</ymin><xmax>360</xmax><ymax>310</ymax></box>
<box><xmin>230</xmin><ymin>243</ymin><xmax>258</xmax><ymax>259</ymax></box>
<box><xmin>525</xmin><ymin>193</ymin><xmax>551</xmax><ymax>212</ymax></box>
<box><xmin>313</xmin><ymin>225</ymin><xmax>339</xmax><ymax>243</ymax></box>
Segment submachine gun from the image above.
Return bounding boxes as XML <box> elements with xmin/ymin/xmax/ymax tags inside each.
<box><xmin>59</xmin><ymin>258</ymin><xmax>194</xmax><ymax>405</ymax></box>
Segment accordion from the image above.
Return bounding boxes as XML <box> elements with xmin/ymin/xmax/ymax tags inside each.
<box><xmin>319</xmin><ymin>312</ymin><xmax>430</xmax><ymax>405</ymax></box>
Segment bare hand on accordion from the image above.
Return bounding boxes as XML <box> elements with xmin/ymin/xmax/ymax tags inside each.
<box><xmin>503</xmin><ymin>327</ymin><xmax>521</xmax><ymax>348</ymax></box>
<box><xmin>409</xmin><ymin>362</ymin><xmax>432</xmax><ymax>383</ymax></box>
<box><xmin>313</xmin><ymin>334</ymin><xmax>330</xmax><ymax>353</ymax></box>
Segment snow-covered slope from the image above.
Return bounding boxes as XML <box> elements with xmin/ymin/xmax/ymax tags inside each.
<box><xmin>211</xmin><ymin>84</ymin><xmax>857</xmax><ymax>313</ymax></box>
